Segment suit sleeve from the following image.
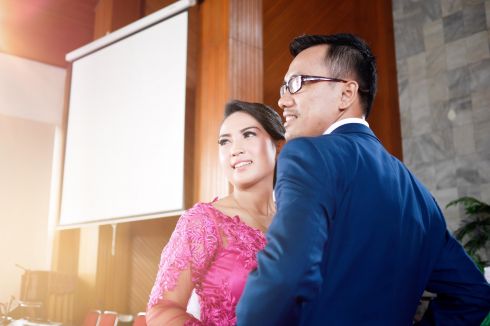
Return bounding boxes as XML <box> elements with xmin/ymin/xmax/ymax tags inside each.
<box><xmin>236</xmin><ymin>138</ymin><xmax>333</xmax><ymax>326</ymax></box>
<box><xmin>417</xmin><ymin>214</ymin><xmax>490</xmax><ymax>325</ymax></box>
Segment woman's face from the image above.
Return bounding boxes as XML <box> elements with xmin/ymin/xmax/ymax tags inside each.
<box><xmin>218</xmin><ymin>111</ymin><xmax>276</xmax><ymax>190</ymax></box>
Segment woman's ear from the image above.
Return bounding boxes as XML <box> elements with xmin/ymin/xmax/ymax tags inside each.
<box><xmin>339</xmin><ymin>81</ymin><xmax>359</xmax><ymax>110</ymax></box>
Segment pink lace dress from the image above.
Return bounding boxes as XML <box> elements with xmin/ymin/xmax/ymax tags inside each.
<box><xmin>148</xmin><ymin>201</ymin><xmax>266</xmax><ymax>325</ymax></box>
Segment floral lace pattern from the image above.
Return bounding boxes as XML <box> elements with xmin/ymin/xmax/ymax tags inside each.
<box><xmin>199</xmin><ymin>279</ymin><xmax>237</xmax><ymax>325</ymax></box>
<box><xmin>148</xmin><ymin>202</ymin><xmax>266</xmax><ymax>325</ymax></box>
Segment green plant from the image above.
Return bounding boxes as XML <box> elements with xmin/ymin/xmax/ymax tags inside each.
<box><xmin>446</xmin><ymin>197</ymin><xmax>490</xmax><ymax>326</ymax></box>
<box><xmin>446</xmin><ymin>196</ymin><xmax>490</xmax><ymax>272</ymax></box>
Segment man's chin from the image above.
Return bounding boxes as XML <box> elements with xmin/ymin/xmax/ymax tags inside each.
<box><xmin>285</xmin><ymin>130</ymin><xmax>299</xmax><ymax>142</ymax></box>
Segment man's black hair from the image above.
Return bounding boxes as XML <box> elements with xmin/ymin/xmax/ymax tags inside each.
<box><xmin>290</xmin><ymin>34</ymin><xmax>377</xmax><ymax>118</ymax></box>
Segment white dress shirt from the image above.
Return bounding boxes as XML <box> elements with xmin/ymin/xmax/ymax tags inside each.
<box><xmin>323</xmin><ymin>117</ymin><xmax>369</xmax><ymax>135</ymax></box>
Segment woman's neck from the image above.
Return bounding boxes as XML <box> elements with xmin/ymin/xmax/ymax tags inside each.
<box><xmin>232</xmin><ymin>184</ymin><xmax>274</xmax><ymax>230</ymax></box>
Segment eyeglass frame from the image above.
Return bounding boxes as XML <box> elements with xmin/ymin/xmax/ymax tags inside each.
<box><xmin>280</xmin><ymin>75</ymin><xmax>348</xmax><ymax>97</ymax></box>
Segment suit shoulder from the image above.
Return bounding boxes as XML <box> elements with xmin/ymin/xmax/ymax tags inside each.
<box><xmin>282</xmin><ymin>136</ymin><xmax>315</xmax><ymax>148</ymax></box>
<box><xmin>280</xmin><ymin>137</ymin><xmax>322</xmax><ymax>159</ymax></box>
<box><xmin>282</xmin><ymin>135</ymin><xmax>350</xmax><ymax>156</ymax></box>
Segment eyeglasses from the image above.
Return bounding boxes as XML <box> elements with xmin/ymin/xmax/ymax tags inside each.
<box><xmin>280</xmin><ymin>75</ymin><xmax>348</xmax><ymax>97</ymax></box>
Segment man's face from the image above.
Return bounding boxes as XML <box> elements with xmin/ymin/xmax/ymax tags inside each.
<box><xmin>278</xmin><ymin>45</ymin><xmax>344</xmax><ymax>141</ymax></box>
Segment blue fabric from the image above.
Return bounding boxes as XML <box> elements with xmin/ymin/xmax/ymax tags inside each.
<box><xmin>236</xmin><ymin>123</ymin><xmax>490</xmax><ymax>325</ymax></box>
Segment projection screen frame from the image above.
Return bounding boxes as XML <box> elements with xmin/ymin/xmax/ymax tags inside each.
<box><xmin>66</xmin><ymin>0</ymin><xmax>197</xmax><ymax>63</ymax></box>
<box><xmin>58</xmin><ymin>0</ymin><xmax>198</xmax><ymax>229</ymax></box>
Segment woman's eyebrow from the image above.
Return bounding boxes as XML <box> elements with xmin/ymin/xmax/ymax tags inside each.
<box><xmin>219</xmin><ymin>126</ymin><xmax>260</xmax><ymax>138</ymax></box>
<box><xmin>240</xmin><ymin>126</ymin><xmax>259</xmax><ymax>133</ymax></box>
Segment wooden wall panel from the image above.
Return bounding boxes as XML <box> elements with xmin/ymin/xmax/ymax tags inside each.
<box><xmin>263</xmin><ymin>0</ymin><xmax>356</xmax><ymax>108</ymax></box>
<box><xmin>95</xmin><ymin>224</ymin><xmax>131</xmax><ymax>313</ymax></box>
<box><xmin>193</xmin><ymin>0</ymin><xmax>231</xmax><ymax>203</ymax></box>
<box><xmin>229</xmin><ymin>0</ymin><xmax>263</xmax><ymax>101</ymax></box>
<box><xmin>193</xmin><ymin>0</ymin><xmax>264</xmax><ymax>203</ymax></box>
<box><xmin>94</xmin><ymin>0</ymin><xmax>143</xmax><ymax>39</ymax></box>
<box><xmin>144</xmin><ymin>0</ymin><xmax>178</xmax><ymax>15</ymax></box>
<box><xmin>111</xmin><ymin>0</ymin><xmax>144</xmax><ymax>32</ymax></box>
<box><xmin>184</xmin><ymin>5</ymin><xmax>199</xmax><ymax>208</ymax></box>
<box><xmin>128</xmin><ymin>217</ymin><xmax>178</xmax><ymax>314</ymax></box>
<box><xmin>93</xmin><ymin>0</ymin><xmax>114</xmax><ymax>39</ymax></box>
<box><xmin>263</xmin><ymin>0</ymin><xmax>402</xmax><ymax>158</ymax></box>
<box><xmin>76</xmin><ymin>226</ymin><xmax>100</xmax><ymax>324</ymax></box>
<box><xmin>51</xmin><ymin>228</ymin><xmax>80</xmax><ymax>275</ymax></box>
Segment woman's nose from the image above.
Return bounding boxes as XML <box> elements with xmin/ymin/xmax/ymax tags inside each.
<box><xmin>231</xmin><ymin>148</ymin><xmax>244</xmax><ymax>157</ymax></box>
<box><xmin>231</xmin><ymin>140</ymin><xmax>245</xmax><ymax>157</ymax></box>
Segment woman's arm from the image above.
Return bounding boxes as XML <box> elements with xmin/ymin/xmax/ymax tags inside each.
<box><xmin>146</xmin><ymin>269</ymin><xmax>200</xmax><ymax>325</ymax></box>
<box><xmin>147</xmin><ymin>204</ymin><xmax>219</xmax><ymax>325</ymax></box>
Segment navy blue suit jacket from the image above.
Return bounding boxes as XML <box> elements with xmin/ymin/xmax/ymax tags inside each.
<box><xmin>236</xmin><ymin>123</ymin><xmax>490</xmax><ymax>325</ymax></box>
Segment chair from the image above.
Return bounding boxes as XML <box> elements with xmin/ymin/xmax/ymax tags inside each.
<box><xmin>117</xmin><ymin>313</ymin><xmax>134</xmax><ymax>325</ymax></box>
<box><xmin>82</xmin><ymin>310</ymin><xmax>101</xmax><ymax>326</ymax></box>
<box><xmin>98</xmin><ymin>311</ymin><xmax>118</xmax><ymax>326</ymax></box>
<box><xmin>132</xmin><ymin>312</ymin><xmax>146</xmax><ymax>326</ymax></box>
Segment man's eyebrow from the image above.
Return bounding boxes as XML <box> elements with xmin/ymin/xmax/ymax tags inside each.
<box><xmin>284</xmin><ymin>73</ymin><xmax>298</xmax><ymax>81</ymax></box>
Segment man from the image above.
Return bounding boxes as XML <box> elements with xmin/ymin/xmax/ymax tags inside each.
<box><xmin>236</xmin><ymin>34</ymin><xmax>490</xmax><ymax>325</ymax></box>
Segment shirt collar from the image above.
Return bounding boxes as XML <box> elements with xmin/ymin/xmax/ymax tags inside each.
<box><xmin>323</xmin><ymin>117</ymin><xmax>369</xmax><ymax>135</ymax></box>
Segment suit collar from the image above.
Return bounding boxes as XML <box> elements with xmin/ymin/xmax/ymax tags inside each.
<box><xmin>330</xmin><ymin>122</ymin><xmax>380</xmax><ymax>142</ymax></box>
<box><xmin>324</xmin><ymin>118</ymin><xmax>368</xmax><ymax>134</ymax></box>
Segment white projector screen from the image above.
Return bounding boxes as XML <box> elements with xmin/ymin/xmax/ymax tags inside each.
<box><xmin>59</xmin><ymin>10</ymin><xmax>188</xmax><ymax>226</ymax></box>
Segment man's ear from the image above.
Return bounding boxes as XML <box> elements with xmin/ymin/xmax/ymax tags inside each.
<box><xmin>339</xmin><ymin>81</ymin><xmax>358</xmax><ymax>110</ymax></box>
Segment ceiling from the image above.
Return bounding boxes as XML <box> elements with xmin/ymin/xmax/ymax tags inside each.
<box><xmin>0</xmin><ymin>0</ymin><xmax>99</xmax><ymax>67</ymax></box>
<box><xmin>0</xmin><ymin>0</ymin><xmax>179</xmax><ymax>67</ymax></box>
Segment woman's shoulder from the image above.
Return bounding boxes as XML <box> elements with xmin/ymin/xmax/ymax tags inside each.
<box><xmin>172</xmin><ymin>201</ymin><xmax>221</xmax><ymax>246</ymax></box>
<box><xmin>180</xmin><ymin>200</ymin><xmax>223</xmax><ymax>224</ymax></box>
<box><xmin>210</xmin><ymin>195</ymin><xmax>237</xmax><ymax>218</ymax></box>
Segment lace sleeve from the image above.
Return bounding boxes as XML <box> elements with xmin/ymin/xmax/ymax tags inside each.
<box><xmin>148</xmin><ymin>203</ymin><xmax>219</xmax><ymax>309</ymax></box>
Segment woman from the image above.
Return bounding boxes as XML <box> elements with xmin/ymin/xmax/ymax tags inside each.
<box><xmin>147</xmin><ymin>100</ymin><xmax>285</xmax><ymax>325</ymax></box>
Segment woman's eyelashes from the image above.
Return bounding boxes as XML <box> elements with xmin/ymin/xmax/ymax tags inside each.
<box><xmin>243</xmin><ymin>131</ymin><xmax>256</xmax><ymax>138</ymax></box>
<box><xmin>218</xmin><ymin>138</ymin><xmax>230</xmax><ymax>146</ymax></box>
<box><xmin>218</xmin><ymin>131</ymin><xmax>257</xmax><ymax>146</ymax></box>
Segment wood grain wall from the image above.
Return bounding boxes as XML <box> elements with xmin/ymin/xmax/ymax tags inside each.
<box><xmin>192</xmin><ymin>0</ymin><xmax>263</xmax><ymax>202</ymax></box>
<box><xmin>129</xmin><ymin>217</ymin><xmax>178</xmax><ymax>313</ymax></box>
<box><xmin>93</xmin><ymin>0</ymin><xmax>144</xmax><ymax>39</ymax></box>
<box><xmin>263</xmin><ymin>0</ymin><xmax>402</xmax><ymax>158</ymax></box>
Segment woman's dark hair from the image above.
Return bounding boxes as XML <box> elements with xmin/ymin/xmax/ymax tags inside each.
<box><xmin>289</xmin><ymin>33</ymin><xmax>377</xmax><ymax>118</ymax></box>
<box><xmin>223</xmin><ymin>100</ymin><xmax>285</xmax><ymax>144</ymax></box>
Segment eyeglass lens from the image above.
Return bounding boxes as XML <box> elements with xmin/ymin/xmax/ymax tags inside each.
<box><xmin>280</xmin><ymin>76</ymin><xmax>302</xmax><ymax>97</ymax></box>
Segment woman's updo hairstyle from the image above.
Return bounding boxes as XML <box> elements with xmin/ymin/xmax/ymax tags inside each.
<box><xmin>223</xmin><ymin>100</ymin><xmax>285</xmax><ymax>145</ymax></box>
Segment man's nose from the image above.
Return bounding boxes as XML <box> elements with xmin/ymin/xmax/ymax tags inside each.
<box><xmin>278</xmin><ymin>91</ymin><xmax>293</xmax><ymax>110</ymax></box>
